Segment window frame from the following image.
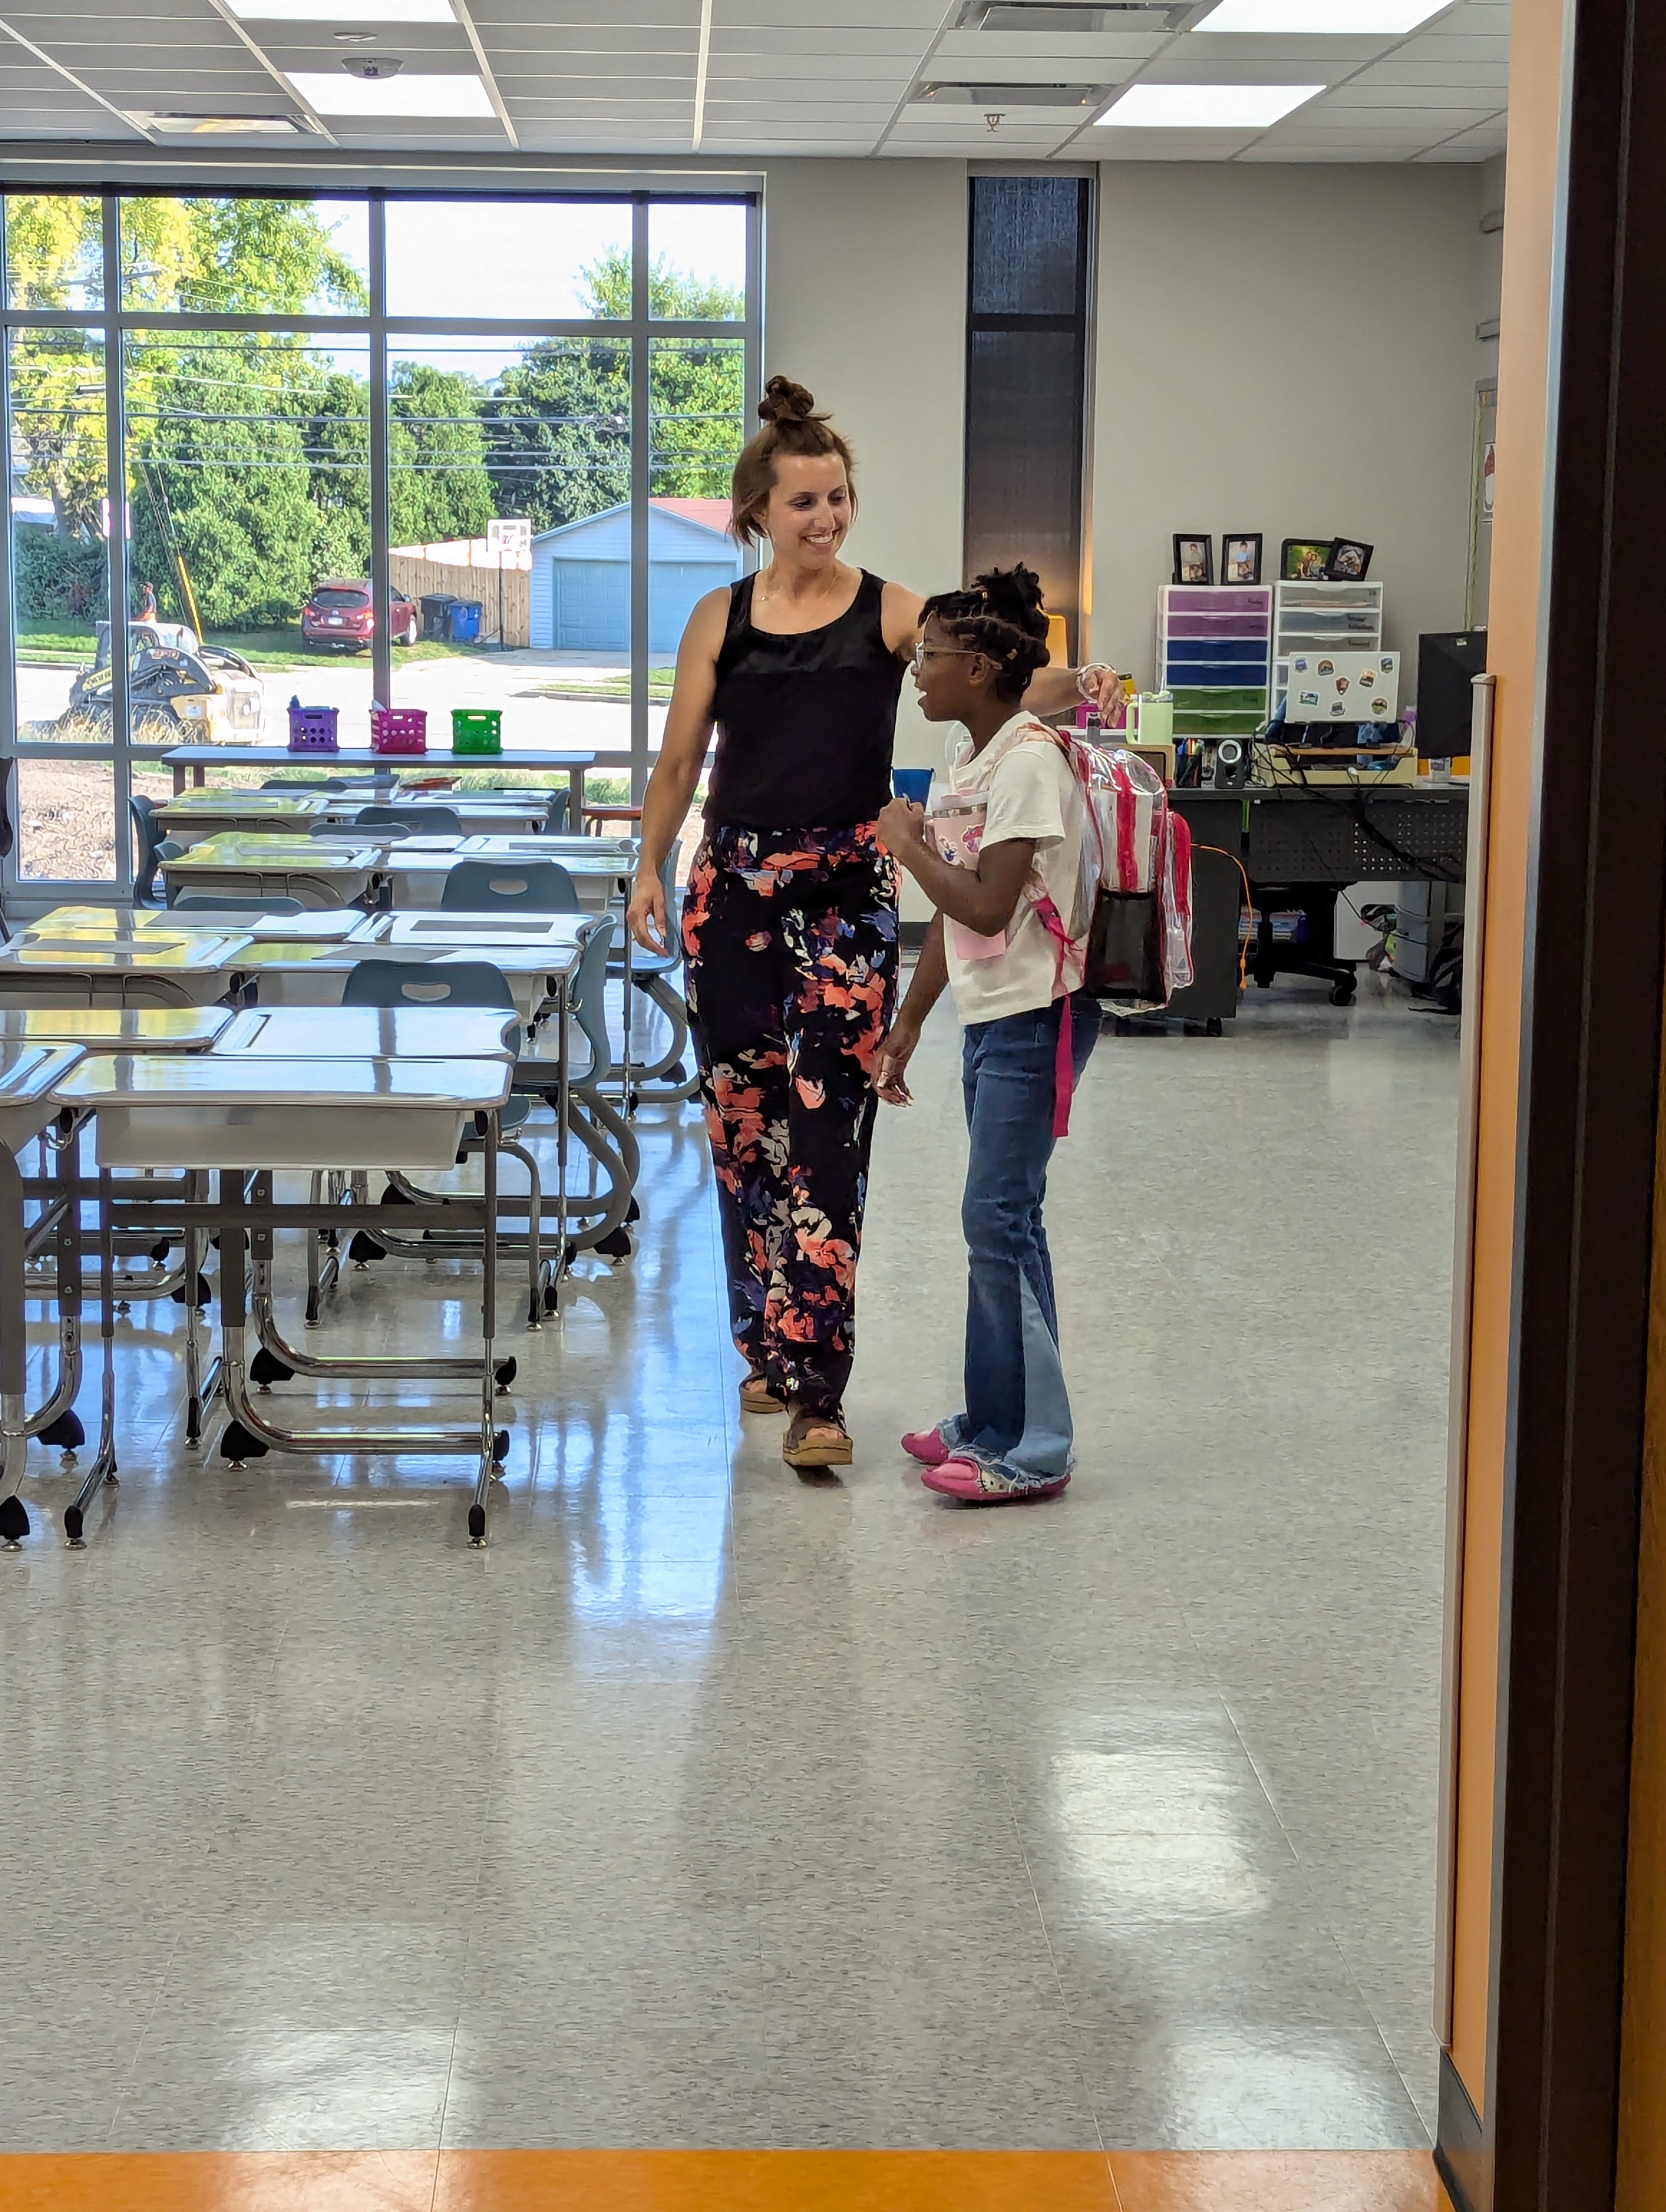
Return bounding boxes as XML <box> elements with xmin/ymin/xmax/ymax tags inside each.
<box><xmin>0</xmin><ymin>183</ymin><xmax>759</xmax><ymax>899</ymax></box>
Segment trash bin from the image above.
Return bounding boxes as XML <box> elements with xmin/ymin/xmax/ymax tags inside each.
<box><xmin>420</xmin><ymin>594</ymin><xmax>460</xmax><ymax>641</ymax></box>
<box><xmin>449</xmin><ymin>600</ymin><xmax>483</xmax><ymax>645</ymax></box>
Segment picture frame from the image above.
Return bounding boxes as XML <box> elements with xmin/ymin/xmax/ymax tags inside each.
<box><xmin>1281</xmin><ymin>538</ymin><xmax>1332</xmax><ymax>582</ymax></box>
<box><xmin>1173</xmin><ymin>533</ymin><xmax>1213</xmax><ymax>587</ymax></box>
<box><xmin>1220</xmin><ymin>532</ymin><xmax>1263</xmax><ymax>587</ymax></box>
<box><xmin>1328</xmin><ymin>536</ymin><xmax>1374</xmax><ymax>582</ymax></box>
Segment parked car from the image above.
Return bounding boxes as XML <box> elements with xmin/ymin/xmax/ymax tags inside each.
<box><xmin>301</xmin><ymin>580</ymin><xmax>420</xmax><ymax>653</ymax></box>
<box><xmin>60</xmin><ymin>621</ymin><xmax>263</xmax><ymax>742</ymax></box>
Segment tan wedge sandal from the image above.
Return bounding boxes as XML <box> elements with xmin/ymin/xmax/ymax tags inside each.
<box><xmin>781</xmin><ymin>1409</ymin><xmax>854</xmax><ymax>1469</ymax></box>
<box><xmin>740</xmin><ymin>1372</ymin><xmax>785</xmax><ymax>1416</ymax></box>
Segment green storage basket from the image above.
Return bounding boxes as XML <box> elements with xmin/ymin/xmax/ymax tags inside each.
<box><xmin>451</xmin><ymin>708</ymin><xmax>503</xmax><ymax>756</ymax></box>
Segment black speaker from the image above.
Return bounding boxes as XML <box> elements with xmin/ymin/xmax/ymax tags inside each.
<box><xmin>1212</xmin><ymin>735</ymin><xmax>1251</xmax><ymax>789</ymax></box>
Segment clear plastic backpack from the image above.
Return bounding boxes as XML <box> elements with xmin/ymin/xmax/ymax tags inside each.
<box><xmin>1021</xmin><ymin>720</ymin><xmax>1195</xmax><ymax>1013</ymax></box>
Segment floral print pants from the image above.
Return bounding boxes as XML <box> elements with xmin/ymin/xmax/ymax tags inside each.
<box><xmin>682</xmin><ymin>821</ymin><xmax>900</xmax><ymax>1418</ymax></box>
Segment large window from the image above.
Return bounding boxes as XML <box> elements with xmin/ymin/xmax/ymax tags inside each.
<box><xmin>1</xmin><ymin>189</ymin><xmax>756</xmax><ymax>893</ymax></box>
<box><xmin>963</xmin><ymin>173</ymin><xmax>1091</xmax><ymax>663</ymax></box>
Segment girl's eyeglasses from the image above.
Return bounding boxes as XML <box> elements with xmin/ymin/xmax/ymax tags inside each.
<box><xmin>911</xmin><ymin>642</ymin><xmax>979</xmax><ymax>671</ymax></box>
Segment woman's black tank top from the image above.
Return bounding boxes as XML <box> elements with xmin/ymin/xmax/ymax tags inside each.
<box><xmin>705</xmin><ymin>570</ymin><xmax>904</xmax><ymax>830</ymax></box>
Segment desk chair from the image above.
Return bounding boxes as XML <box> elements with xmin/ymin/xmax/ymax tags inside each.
<box><xmin>440</xmin><ymin>859</ymin><xmax>580</xmax><ymax>914</ymax></box>
<box><xmin>261</xmin><ymin>776</ymin><xmax>349</xmax><ymax>792</ymax></box>
<box><xmin>515</xmin><ymin>917</ymin><xmax>638</xmax><ymax>1264</ymax></box>
<box><xmin>129</xmin><ymin>796</ymin><xmax>182</xmax><ymax>906</ymax></box>
<box><xmin>608</xmin><ymin>838</ymin><xmax>695</xmax><ymax>1101</ymax></box>
<box><xmin>354</xmin><ymin>803</ymin><xmax>464</xmax><ymax>838</ymax></box>
<box><xmin>542</xmin><ymin>790</ymin><xmax>569</xmax><ymax>834</ymax></box>
<box><xmin>582</xmin><ymin>802</ymin><xmax>643</xmax><ymax>837</ymax></box>
<box><xmin>1246</xmin><ymin>881</ymin><xmax>1357</xmax><ymax>1006</ymax></box>
<box><xmin>337</xmin><ymin>958</ymin><xmax>549</xmax><ymax>1328</ymax></box>
<box><xmin>172</xmin><ymin>893</ymin><xmax>305</xmax><ymax>918</ymax></box>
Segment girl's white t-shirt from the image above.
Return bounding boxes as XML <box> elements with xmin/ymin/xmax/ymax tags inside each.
<box><xmin>934</xmin><ymin>711</ymin><xmax>1088</xmax><ymax>1027</ymax></box>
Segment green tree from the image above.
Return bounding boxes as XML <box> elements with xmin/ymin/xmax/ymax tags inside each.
<box><xmin>484</xmin><ymin>253</ymin><xmax>745</xmax><ymax>531</ymax></box>
<box><xmin>8</xmin><ymin>195</ymin><xmax>369</xmax><ymax>628</ymax></box>
<box><xmin>486</xmin><ymin>337</ymin><xmax>631</xmax><ymax>535</ymax></box>
<box><xmin>389</xmin><ymin>362</ymin><xmax>496</xmax><ymax>544</ymax></box>
<box><xmin>580</xmin><ymin>245</ymin><xmax>741</xmax><ymax>323</ymax></box>
<box><xmin>127</xmin><ymin>334</ymin><xmax>334</xmax><ymax>627</ymax></box>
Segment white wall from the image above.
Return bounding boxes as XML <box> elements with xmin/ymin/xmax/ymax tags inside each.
<box><xmin>761</xmin><ymin>158</ymin><xmax>966</xmax><ymax>780</ymax></box>
<box><xmin>1091</xmin><ymin>163</ymin><xmax>1483</xmax><ymax>695</ymax></box>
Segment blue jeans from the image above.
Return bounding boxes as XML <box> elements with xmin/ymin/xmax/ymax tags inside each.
<box><xmin>949</xmin><ymin>991</ymin><xmax>1100</xmax><ymax>1487</ymax></box>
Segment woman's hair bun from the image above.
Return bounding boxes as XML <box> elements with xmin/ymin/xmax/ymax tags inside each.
<box><xmin>758</xmin><ymin>375</ymin><xmax>819</xmax><ymax>426</ymax></box>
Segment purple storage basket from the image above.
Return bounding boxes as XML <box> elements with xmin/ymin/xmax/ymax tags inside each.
<box><xmin>287</xmin><ymin>700</ymin><xmax>339</xmax><ymax>754</ymax></box>
<box><xmin>370</xmin><ymin>705</ymin><xmax>428</xmax><ymax>756</ymax></box>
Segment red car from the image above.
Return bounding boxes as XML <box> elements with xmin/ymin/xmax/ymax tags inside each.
<box><xmin>301</xmin><ymin>579</ymin><xmax>419</xmax><ymax>653</ymax></box>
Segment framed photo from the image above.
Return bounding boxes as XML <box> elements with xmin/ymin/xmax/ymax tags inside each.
<box><xmin>1281</xmin><ymin>538</ymin><xmax>1332</xmax><ymax>582</ymax></box>
<box><xmin>1221</xmin><ymin>532</ymin><xmax>1263</xmax><ymax>586</ymax></box>
<box><xmin>1328</xmin><ymin>536</ymin><xmax>1374</xmax><ymax>581</ymax></box>
<box><xmin>1173</xmin><ymin>533</ymin><xmax>1213</xmax><ymax>587</ymax></box>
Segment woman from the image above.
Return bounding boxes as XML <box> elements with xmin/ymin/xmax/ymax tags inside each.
<box><xmin>626</xmin><ymin>376</ymin><xmax>1119</xmax><ymax>1472</ymax></box>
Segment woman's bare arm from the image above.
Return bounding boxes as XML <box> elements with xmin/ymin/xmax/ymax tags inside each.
<box><xmin>882</xmin><ymin>577</ymin><xmax>1122</xmax><ymax>720</ymax></box>
<box><xmin>626</xmin><ymin>587</ymin><xmax>728</xmax><ymax>951</ymax></box>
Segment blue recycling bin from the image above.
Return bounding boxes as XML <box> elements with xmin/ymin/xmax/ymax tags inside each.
<box><xmin>449</xmin><ymin>600</ymin><xmax>483</xmax><ymax>644</ymax></box>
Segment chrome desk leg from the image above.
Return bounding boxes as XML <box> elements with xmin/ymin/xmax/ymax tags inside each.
<box><xmin>0</xmin><ymin>1141</ymin><xmax>29</xmax><ymax>1545</ymax></box>
<box><xmin>217</xmin><ymin>1172</ymin><xmax>504</xmax><ymax>1480</ymax></box>
<box><xmin>184</xmin><ymin>1173</ymin><xmax>220</xmax><ymax>1448</ymax></box>
<box><xmin>27</xmin><ymin>1130</ymin><xmax>85</xmax><ymax>1456</ymax></box>
<box><xmin>65</xmin><ymin>1168</ymin><xmax>119</xmax><ymax>1547</ymax></box>
<box><xmin>469</xmin><ymin>1112</ymin><xmax>501</xmax><ymax>1549</ymax></box>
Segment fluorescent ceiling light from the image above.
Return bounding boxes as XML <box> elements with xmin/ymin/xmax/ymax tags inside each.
<box><xmin>1097</xmin><ymin>81</ymin><xmax>1323</xmax><ymax>125</ymax></box>
<box><xmin>1193</xmin><ymin>0</ymin><xmax>1450</xmax><ymax>29</ymax></box>
<box><xmin>226</xmin><ymin>0</ymin><xmax>456</xmax><ymax>20</ymax></box>
<box><xmin>128</xmin><ymin>112</ymin><xmax>309</xmax><ymax>134</ymax></box>
<box><xmin>285</xmin><ymin>70</ymin><xmax>495</xmax><ymax>116</ymax></box>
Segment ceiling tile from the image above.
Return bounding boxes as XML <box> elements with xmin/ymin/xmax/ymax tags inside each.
<box><xmin>0</xmin><ymin>0</ymin><xmax>1516</xmax><ymax>166</ymax></box>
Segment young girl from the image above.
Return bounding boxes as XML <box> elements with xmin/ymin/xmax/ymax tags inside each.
<box><xmin>874</xmin><ymin>564</ymin><xmax>1100</xmax><ymax>1503</ymax></box>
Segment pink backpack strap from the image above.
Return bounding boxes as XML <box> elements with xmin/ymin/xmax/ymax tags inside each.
<box><xmin>1031</xmin><ymin>891</ymin><xmax>1078</xmax><ymax>1140</ymax></box>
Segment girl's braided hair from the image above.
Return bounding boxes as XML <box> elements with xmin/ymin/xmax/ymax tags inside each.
<box><xmin>920</xmin><ymin>563</ymin><xmax>1051</xmax><ymax>702</ymax></box>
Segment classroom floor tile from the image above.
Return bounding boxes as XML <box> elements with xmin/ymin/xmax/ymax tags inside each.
<box><xmin>2</xmin><ymin>979</ymin><xmax>1457</xmax><ymax>2157</ymax></box>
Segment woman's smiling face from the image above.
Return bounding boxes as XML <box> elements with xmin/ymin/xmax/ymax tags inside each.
<box><xmin>760</xmin><ymin>451</ymin><xmax>853</xmax><ymax>567</ymax></box>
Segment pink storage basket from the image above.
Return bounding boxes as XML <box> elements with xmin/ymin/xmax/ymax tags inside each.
<box><xmin>370</xmin><ymin>706</ymin><xmax>427</xmax><ymax>755</ymax></box>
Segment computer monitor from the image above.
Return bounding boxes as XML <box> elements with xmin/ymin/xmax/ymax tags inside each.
<box><xmin>1415</xmin><ymin>630</ymin><xmax>1488</xmax><ymax>756</ymax></box>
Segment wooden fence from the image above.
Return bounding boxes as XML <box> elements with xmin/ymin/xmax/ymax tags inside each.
<box><xmin>389</xmin><ymin>551</ymin><xmax>530</xmax><ymax>648</ymax></box>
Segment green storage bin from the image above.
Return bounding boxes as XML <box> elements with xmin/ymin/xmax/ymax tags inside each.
<box><xmin>1170</xmin><ymin>686</ymin><xmax>1267</xmax><ymax>716</ymax></box>
<box><xmin>451</xmin><ymin>708</ymin><xmax>503</xmax><ymax>756</ymax></box>
<box><xmin>1173</xmin><ymin>709</ymin><xmax>1267</xmax><ymax>738</ymax></box>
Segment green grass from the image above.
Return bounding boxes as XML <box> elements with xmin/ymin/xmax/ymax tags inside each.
<box><xmin>14</xmin><ymin>620</ymin><xmax>97</xmax><ymax>666</ymax></box>
<box><xmin>11</xmin><ymin>616</ymin><xmax>521</xmax><ymax>673</ymax></box>
<box><xmin>530</xmin><ymin>668</ymin><xmax>676</xmax><ymax>703</ymax></box>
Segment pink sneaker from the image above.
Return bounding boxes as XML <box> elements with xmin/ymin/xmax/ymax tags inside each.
<box><xmin>901</xmin><ymin>1425</ymin><xmax>955</xmax><ymax>1467</ymax></box>
<box><xmin>920</xmin><ymin>1457</ymin><xmax>1070</xmax><ymax>1504</ymax></box>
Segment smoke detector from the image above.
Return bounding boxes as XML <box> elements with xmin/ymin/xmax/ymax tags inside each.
<box><xmin>342</xmin><ymin>54</ymin><xmax>403</xmax><ymax>78</ymax></box>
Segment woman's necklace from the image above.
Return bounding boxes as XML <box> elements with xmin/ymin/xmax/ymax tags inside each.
<box><xmin>755</xmin><ymin>564</ymin><xmax>843</xmax><ymax>615</ymax></box>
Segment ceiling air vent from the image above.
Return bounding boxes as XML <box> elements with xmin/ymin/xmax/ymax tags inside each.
<box><xmin>913</xmin><ymin>81</ymin><xmax>1111</xmax><ymax>107</ymax></box>
<box><xmin>962</xmin><ymin>2</ymin><xmax>1197</xmax><ymax>31</ymax></box>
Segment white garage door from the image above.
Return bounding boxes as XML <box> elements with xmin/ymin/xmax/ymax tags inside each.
<box><xmin>554</xmin><ymin>561</ymin><xmax>629</xmax><ymax>652</ymax></box>
<box><xmin>649</xmin><ymin>562</ymin><xmax>736</xmax><ymax>656</ymax></box>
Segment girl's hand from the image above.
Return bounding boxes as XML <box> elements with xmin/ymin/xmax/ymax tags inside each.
<box><xmin>873</xmin><ymin>1019</ymin><xmax>920</xmax><ymax>1104</ymax></box>
<box><xmin>876</xmin><ymin>796</ymin><xmax>926</xmax><ymax>858</ymax></box>
<box><xmin>627</xmin><ymin>871</ymin><xmax>669</xmax><ymax>954</ymax></box>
